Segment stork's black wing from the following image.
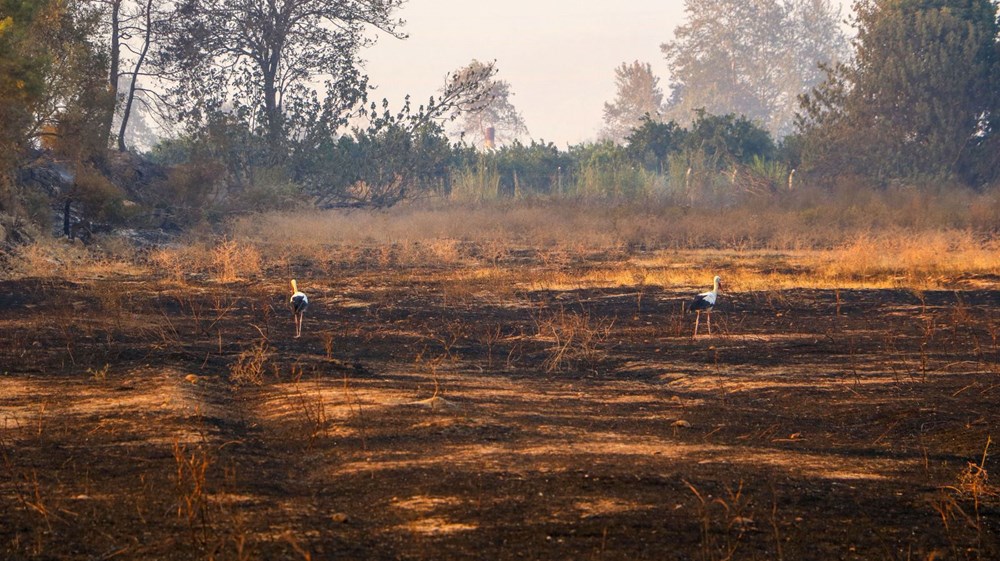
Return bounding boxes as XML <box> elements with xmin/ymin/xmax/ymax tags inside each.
<box><xmin>290</xmin><ymin>294</ymin><xmax>308</xmax><ymax>313</ymax></box>
<box><xmin>689</xmin><ymin>293</ymin><xmax>713</xmax><ymax>311</ymax></box>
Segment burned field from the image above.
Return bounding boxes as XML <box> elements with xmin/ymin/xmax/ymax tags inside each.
<box><xmin>1</xmin><ymin>251</ymin><xmax>998</xmax><ymax>560</ymax></box>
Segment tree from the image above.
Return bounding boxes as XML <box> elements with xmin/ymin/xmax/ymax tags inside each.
<box><xmin>661</xmin><ymin>0</ymin><xmax>848</xmax><ymax>137</ymax></box>
<box><xmin>786</xmin><ymin>0</ymin><xmax>852</xmax><ymax>97</ymax></box>
<box><xmin>106</xmin><ymin>0</ymin><xmax>163</xmax><ymax>152</ymax></box>
<box><xmin>0</xmin><ymin>0</ymin><xmax>110</xmax><ymax>205</ymax></box>
<box><xmin>492</xmin><ymin>140</ymin><xmax>570</xmax><ymax>195</ymax></box>
<box><xmin>601</xmin><ymin>61</ymin><xmax>666</xmax><ymax>143</ymax></box>
<box><xmin>799</xmin><ymin>0</ymin><xmax>1000</xmax><ymax>184</ymax></box>
<box><xmin>448</xmin><ymin>60</ymin><xmax>528</xmax><ymax>148</ymax></box>
<box><xmin>163</xmin><ymin>0</ymin><xmax>404</xmax><ymax>149</ymax></box>
<box><xmin>0</xmin><ymin>0</ymin><xmax>116</xmax><ymax>235</ymax></box>
<box><xmin>624</xmin><ymin>117</ymin><xmax>685</xmax><ymax>173</ymax></box>
<box><xmin>0</xmin><ymin>5</ymin><xmax>48</xmax><ymax>136</ymax></box>
<box><xmin>683</xmin><ymin>110</ymin><xmax>775</xmax><ymax>169</ymax></box>
<box><xmin>0</xmin><ymin>1</ymin><xmax>47</xmax><ymax>210</ymax></box>
<box><xmin>93</xmin><ymin>0</ymin><xmax>201</xmax><ymax>153</ymax></box>
<box><xmin>342</xmin><ymin>120</ymin><xmax>453</xmax><ymax>207</ymax></box>
<box><xmin>294</xmin><ymin>62</ymin><xmax>501</xmax><ymax>207</ymax></box>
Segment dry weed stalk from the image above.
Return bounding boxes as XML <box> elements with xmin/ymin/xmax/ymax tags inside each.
<box><xmin>248</xmin><ymin>293</ymin><xmax>275</xmax><ymax>343</ymax></box>
<box><xmin>172</xmin><ymin>440</ymin><xmax>213</xmax><ymax>542</ymax></box>
<box><xmin>212</xmin><ymin>239</ymin><xmax>262</xmax><ymax>282</ymax></box>
<box><xmin>532</xmin><ymin>306</ymin><xmax>614</xmax><ymax>373</ymax></box>
<box><xmin>428</xmin><ymin>320</ymin><xmax>466</xmax><ymax>363</ymax></box>
<box><xmin>0</xmin><ymin>437</ymin><xmax>56</xmax><ymax>557</ymax></box>
<box><xmin>666</xmin><ymin>309</ymin><xmax>689</xmax><ymax>338</ymax></box>
<box><xmin>206</xmin><ymin>294</ymin><xmax>237</xmax><ymax>334</ymax></box>
<box><xmin>631</xmin><ymin>266</ymin><xmax>649</xmax><ymax>313</ymax></box>
<box><xmin>479</xmin><ymin>323</ymin><xmax>505</xmax><ymax>371</ymax></box>
<box><xmin>282</xmin><ymin>531</ymin><xmax>314</xmax><ymax>561</ymax></box>
<box><xmin>152</xmin><ymin>299</ymin><xmax>185</xmax><ymax>350</ymax></box>
<box><xmin>289</xmin><ymin>366</ymin><xmax>330</xmax><ymax>450</ymax></box>
<box><xmin>949</xmin><ymin>437</ymin><xmax>995</xmax><ymax>509</ymax></box>
<box><xmin>57</xmin><ymin>316</ymin><xmax>79</xmax><ymax>367</ymax></box>
<box><xmin>414</xmin><ymin>346</ymin><xmax>446</xmax><ymax>391</ymax></box>
<box><xmin>90</xmin><ymin>281</ymin><xmax>129</xmax><ymax>330</ymax></box>
<box><xmin>86</xmin><ymin>363</ymin><xmax>110</xmax><ymax>382</ymax></box>
<box><xmin>229</xmin><ymin>340</ymin><xmax>273</xmax><ymax>386</ymax></box>
<box><xmin>322</xmin><ymin>330</ymin><xmax>335</xmax><ymax>359</ymax></box>
<box><xmin>932</xmin><ymin>436</ymin><xmax>996</xmax><ymax>560</ymax></box>
<box><xmin>768</xmin><ymin>484</ymin><xmax>784</xmax><ymax>561</ymax></box>
<box><xmin>918</xmin><ymin>315</ymin><xmax>940</xmax><ymax>381</ymax></box>
<box><xmin>684</xmin><ymin>479</ymin><xmax>750</xmax><ymax>561</ymax></box>
<box><xmin>341</xmin><ymin>370</ymin><xmax>368</xmax><ymax>451</ymax></box>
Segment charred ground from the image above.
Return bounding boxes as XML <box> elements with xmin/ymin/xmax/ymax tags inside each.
<box><xmin>0</xmin><ymin>254</ymin><xmax>998</xmax><ymax>560</ymax></box>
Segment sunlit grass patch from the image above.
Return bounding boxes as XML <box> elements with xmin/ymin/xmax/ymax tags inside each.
<box><xmin>11</xmin><ymin>237</ymin><xmax>145</xmax><ymax>280</ymax></box>
<box><xmin>224</xmin><ymin>195</ymin><xmax>1000</xmax><ymax>292</ymax></box>
<box><xmin>818</xmin><ymin>231</ymin><xmax>1000</xmax><ymax>288</ymax></box>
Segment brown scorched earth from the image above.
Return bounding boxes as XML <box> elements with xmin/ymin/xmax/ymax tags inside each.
<box><xmin>0</xmin><ymin>255</ymin><xmax>998</xmax><ymax>560</ymax></box>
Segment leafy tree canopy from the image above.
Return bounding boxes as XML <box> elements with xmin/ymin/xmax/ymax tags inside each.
<box><xmin>799</xmin><ymin>0</ymin><xmax>1000</xmax><ymax>185</ymax></box>
<box><xmin>601</xmin><ymin>61</ymin><xmax>666</xmax><ymax>143</ymax></box>
<box><xmin>162</xmin><ymin>0</ymin><xmax>405</xmax><ymax>149</ymax></box>
<box><xmin>448</xmin><ymin>59</ymin><xmax>528</xmax><ymax>149</ymax></box>
<box><xmin>662</xmin><ymin>0</ymin><xmax>848</xmax><ymax>138</ymax></box>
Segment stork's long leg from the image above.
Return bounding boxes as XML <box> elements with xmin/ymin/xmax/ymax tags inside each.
<box><xmin>693</xmin><ymin>310</ymin><xmax>701</xmax><ymax>336</ymax></box>
<box><xmin>707</xmin><ymin>311</ymin><xmax>711</xmax><ymax>335</ymax></box>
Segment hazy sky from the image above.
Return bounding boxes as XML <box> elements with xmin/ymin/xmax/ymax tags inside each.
<box><xmin>363</xmin><ymin>0</ymin><xmax>852</xmax><ymax>147</ymax></box>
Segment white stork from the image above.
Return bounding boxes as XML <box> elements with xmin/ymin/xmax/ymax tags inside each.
<box><xmin>289</xmin><ymin>279</ymin><xmax>309</xmax><ymax>338</ymax></box>
<box><xmin>689</xmin><ymin>275</ymin><xmax>721</xmax><ymax>336</ymax></box>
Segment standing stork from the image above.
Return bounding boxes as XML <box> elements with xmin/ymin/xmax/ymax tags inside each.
<box><xmin>289</xmin><ymin>279</ymin><xmax>308</xmax><ymax>338</ymax></box>
<box><xmin>689</xmin><ymin>276</ymin><xmax>721</xmax><ymax>336</ymax></box>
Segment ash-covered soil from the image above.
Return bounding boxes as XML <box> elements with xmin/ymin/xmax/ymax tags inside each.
<box><xmin>0</xmin><ymin>263</ymin><xmax>998</xmax><ymax>560</ymax></box>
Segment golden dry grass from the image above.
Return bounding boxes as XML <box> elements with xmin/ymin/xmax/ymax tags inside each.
<box><xmin>7</xmin><ymin>192</ymin><xmax>1000</xmax><ymax>292</ymax></box>
<box><xmin>148</xmin><ymin>239</ymin><xmax>263</xmax><ymax>283</ymax></box>
<box><xmin>10</xmin><ymin>237</ymin><xmax>146</xmax><ymax>279</ymax></box>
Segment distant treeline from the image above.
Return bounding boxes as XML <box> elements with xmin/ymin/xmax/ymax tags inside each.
<box><xmin>147</xmin><ymin>110</ymin><xmax>783</xmax><ymax>213</ymax></box>
<box><xmin>1</xmin><ymin>0</ymin><xmax>999</xmax><ymax>236</ymax></box>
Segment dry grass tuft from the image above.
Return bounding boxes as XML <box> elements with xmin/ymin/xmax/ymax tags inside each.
<box><xmin>212</xmin><ymin>239</ymin><xmax>262</xmax><ymax>283</ymax></box>
<box><xmin>533</xmin><ymin>307</ymin><xmax>614</xmax><ymax>372</ymax></box>
<box><xmin>10</xmin><ymin>238</ymin><xmax>144</xmax><ymax>280</ymax></box>
<box><xmin>147</xmin><ymin>239</ymin><xmax>263</xmax><ymax>283</ymax></box>
<box><xmin>820</xmin><ymin>231</ymin><xmax>1000</xmax><ymax>287</ymax></box>
<box><xmin>950</xmin><ymin>437</ymin><xmax>996</xmax><ymax>503</ymax></box>
<box><xmin>148</xmin><ymin>246</ymin><xmax>191</xmax><ymax>282</ymax></box>
<box><xmin>229</xmin><ymin>340</ymin><xmax>273</xmax><ymax>386</ymax></box>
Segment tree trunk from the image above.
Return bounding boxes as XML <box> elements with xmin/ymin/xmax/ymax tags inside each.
<box><xmin>262</xmin><ymin>46</ymin><xmax>283</xmax><ymax>148</ymax></box>
<box><xmin>263</xmin><ymin>78</ymin><xmax>280</xmax><ymax>145</ymax></box>
<box><xmin>104</xmin><ymin>0</ymin><xmax>122</xmax><ymax>148</ymax></box>
<box><xmin>117</xmin><ymin>0</ymin><xmax>154</xmax><ymax>151</ymax></box>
